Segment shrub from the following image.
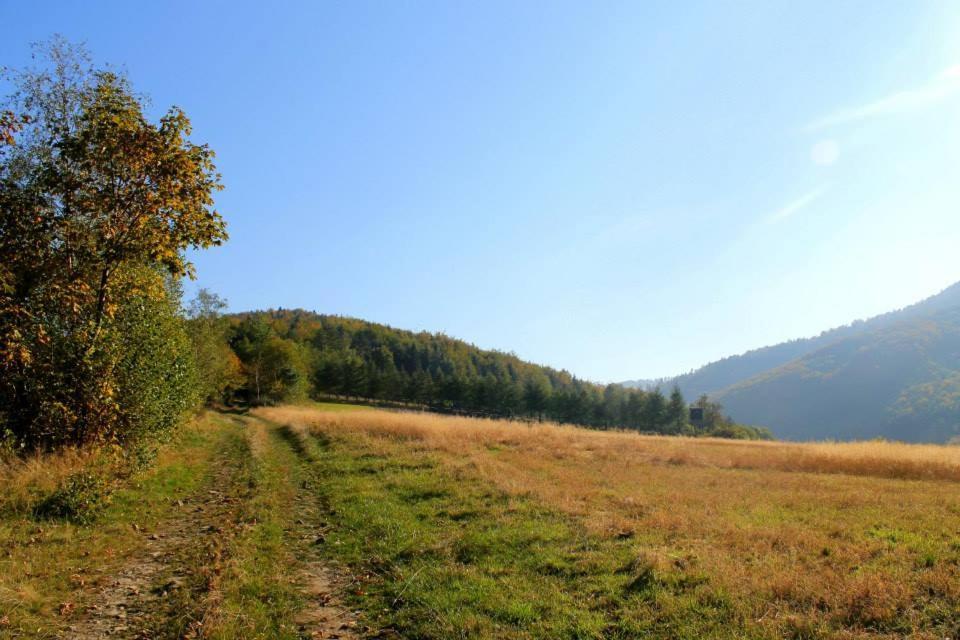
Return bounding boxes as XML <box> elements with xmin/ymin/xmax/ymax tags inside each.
<box><xmin>32</xmin><ymin>470</ymin><xmax>110</xmax><ymax>524</ymax></box>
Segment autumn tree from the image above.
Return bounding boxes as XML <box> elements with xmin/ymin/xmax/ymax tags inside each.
<box><xmin>0</xmin><ymin>40</ymin><xmax>227</xmax><ymax>447</ymax></box>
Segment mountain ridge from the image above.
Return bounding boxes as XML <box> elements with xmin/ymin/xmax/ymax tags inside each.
<box><xmin>630</xmin><ymin>282</ymin><xmax>960</xmax><ymax>441</ymax></box>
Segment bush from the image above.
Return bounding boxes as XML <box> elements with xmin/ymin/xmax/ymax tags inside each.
<box><xmin>32</xmin><ymin>471</ymin><xmax>110</xmax><ymax>524</ymax></box>
<box><xmin>111</xmin><ymin>269</ymin><xmax>201</xmax><ymax>444</ymax></box>
<box><xmin>708</xmin><ymin>424</ymin><xmax>773</xmax><ymax>440</ymax></box>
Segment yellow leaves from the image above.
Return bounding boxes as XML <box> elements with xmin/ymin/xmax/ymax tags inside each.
<box><xmin>0</xmin><ymin>110</ymin><xmax>29</xmax><ymax>146</ymax></box>
<box><xmin>2</xmin><ymin>48</ymin><xmax>226</xmax><ymax>449</ymax></box>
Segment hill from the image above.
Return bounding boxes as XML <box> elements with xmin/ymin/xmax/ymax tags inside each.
<box><xmin>718</xmin><ymin>305</ymin><xmax>960</xmax><ymax>441</ymax></box>
<box><xmin>657</xmin><ymin>282</ymin><xmax>960</xmax><ymax>441</ymax></box>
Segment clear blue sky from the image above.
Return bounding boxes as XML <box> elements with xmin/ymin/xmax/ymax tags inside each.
<box><xmin>5</xmin><ymin>1</ymin><xmax>960</xmax><ymax>382</ymax></box>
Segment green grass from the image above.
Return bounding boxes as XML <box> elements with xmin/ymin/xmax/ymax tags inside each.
<box><xmin>203</xmin><ymin>420</ymin><xmax>308</xmax><ymax>639</ymax></box>
<box><xmin>299</xmin><ymin>429</ymin><xmax>749</xmax><ymax>639</ymax></box>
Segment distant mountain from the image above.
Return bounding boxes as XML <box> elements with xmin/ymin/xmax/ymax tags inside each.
<box><xmin>645</xmin><ymin>282</ymin><xmax>960</xmax><ymax>442</ymax></box>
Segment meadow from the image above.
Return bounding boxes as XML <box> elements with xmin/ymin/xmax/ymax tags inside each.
<box><xmin>258</xmin><ymin>405</ymin><xmax>960</xmax><ymax>639</ymax></box>
<box><xmin>3</xmin><ymin>404</ymin><xmax>960</xmax><ymax>638</ymax></box>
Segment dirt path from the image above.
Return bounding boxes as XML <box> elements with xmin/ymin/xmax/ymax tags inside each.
<box><xmin>57</xmin><ymin>414</ymin><xmax>367</xmax><ymax>639</ymax></box>
<box><xmin>62</xmin><ymin>448</ymin><xmax>245</xmax><ymax>639</ymax></box>
<box><xmin>269</xmin><ymin>420</ymin><xmax>364</xmax><ymax>640</ymax></box>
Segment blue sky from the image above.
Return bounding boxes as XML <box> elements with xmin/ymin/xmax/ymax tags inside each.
<box><xmin>5</xmin><ymin>1</ymin><xmax>960</xmax><ymax>382</ymax></box>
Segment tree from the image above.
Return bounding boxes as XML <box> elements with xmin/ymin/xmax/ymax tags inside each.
<box><xmin>665</xmin><ymin>386</ymin><xmax>687</xmax><ymax>434</ymax></box>
<box><xmin>0</xmin><ymin>40</ymin><xmax>227</xmax><ymax>446</ymax></box>
<box><xmin>230</xmin><ymin>317</ymin><xmax>272</xmax><ymax>404</ymax></box>
<box><xmin>0</xmin><ymin>110</ymin><xmax>29</xmax><ymax>147</ymax></box>
<box><xmin>695</xmin><ymin>394</ymin><xmax>727</xmax><ymax>432</ymax></box>
<box><xmin>340</xmin><ymin>354</ymin><xmax>368</xmax><ymax>400</ymax></box>
<box><xmin>640</xmin><ymin>388</ymin><xmax>667</xmax><ymax>432</ymax></box>
<box><xmin>312</xmin><ymin>355</ymin><xmax>343</xmax><ymax>397</ymax></box>
<box><xmin>602</xmin><ymin>384</ymin><xmax>627</xmax><ymax>427</ymax></box>
<box><xmin>186</xmin><ymin>289</ymin><xmax>242</xmax><ymax>404</ymax></box>
<box><xmin>523</xmin><ymin>376</ymin><xmax>551</xmax><ymax>421</ymax></box>
<box><xmin>261</xmin><ymin>337</ymin><xmax>308</xmax><ymax>402</ymax></box>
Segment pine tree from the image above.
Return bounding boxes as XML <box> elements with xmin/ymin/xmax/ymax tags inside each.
<box><xmin>666</xmin><ymin>386</ymin><xmax>687</xmax><ymax>434</ymax></box>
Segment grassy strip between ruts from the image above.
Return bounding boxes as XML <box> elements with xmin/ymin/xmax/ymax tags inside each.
<box><xmin>136</xmin><ymin>414</ymin><xmax>260</xmax><ymax>640</ymax></box>
<box><xmin>294</xmin><ymin>423</ymin><xmax>749</xmax><ymax>640</ymax></box>
<box><xmin>195</xmin><ymin>415</ymin><xmax>308</xmax><ymax>640</ymax></box>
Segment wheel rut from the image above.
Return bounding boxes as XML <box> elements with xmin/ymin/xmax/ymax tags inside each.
<box><xmin>63</xmin><ymin>424</ymin><xmax>249</xmax><ymax>639</ymax></box>
<box><xmin>59</xmin><ymin>414</ymin><xmax>369</xmax><ymax>639</ymax></box>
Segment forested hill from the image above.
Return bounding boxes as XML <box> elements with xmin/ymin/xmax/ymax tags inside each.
<box><xmin>716</xmin><ymin>304</ymin><xmax>960</xmax><ymax>442</ymax></box>
<box><xmin>222</xmin><ymin>309</ymin><xmax>769</xmax><ymax>439</ymax></box>
<box><xmin>666</xmin><ymin>282</ymin><xmax>960</xmax><ymax>401</ymax></box>
<box><xmin>650</xmin><ymin>282</ymin><xmax>960</xmax><ymax>442</ymax></box>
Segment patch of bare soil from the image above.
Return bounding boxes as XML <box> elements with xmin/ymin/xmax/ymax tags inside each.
<box><xmin>294</xmin><ymin>558</ymin><xmax>363</xmax><ymax>640</ymax></box>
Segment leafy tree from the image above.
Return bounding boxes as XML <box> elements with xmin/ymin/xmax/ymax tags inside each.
<box><xmin>0</xmin><ymin>39</ymin><xmax>226</xmax><ymax>447</ymax></box>
<box><xmin>0</xmin><ymin>110</ymin><xmax>29</xmax><ymax>147</ymax></box>
<box><xmin>186</xmin><ymin>289</ymin><xmax>242</xmax><ymax>404</ymax></box>
<box><xmin>695</xmin><ymin>394</ymin><xmax>727</xmax><ymax>432</ymax></box>
<box><xmin>260</xmin><ymin>336</ymin><xmax>309</xmax><ymax>402</ymax></box>
<box><xmin>230</xmin><ymin>317</ymin><xmax>273</xmax><ymax>404</ymax></box>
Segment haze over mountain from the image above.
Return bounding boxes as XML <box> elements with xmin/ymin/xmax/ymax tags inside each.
<box><xmin>643</xmin><ymin>282</ymin><xmax>960</xmax><ymax>442</ymax></box>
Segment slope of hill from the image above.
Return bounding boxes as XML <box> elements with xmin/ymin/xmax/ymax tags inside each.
<box><xmin>655</xmin><ymin>282</ymin><xmax>960</xmax><ymax>442</ymax></box>
<box><xmin>619</xmin><ymin>378</ymin><xmax>662</xmax><ymax>390</ymax></box>
<box><xmin>667</xmin><ymin>282</ymin><xmax>960</xmax><ymax>401</ymax></box>
<box><xmin>718</xmin><ymin>306</ymin><xmax>960</xmax><ymax>442</ymax></box>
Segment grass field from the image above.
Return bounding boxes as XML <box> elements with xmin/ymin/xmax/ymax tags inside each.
<box><xmin>2</xmin><ymin>403</ymin><xmax>959</xmax><ymax>638</ymax></box>
<box><xmin>258</xmin><ymin>405</ymin><xmax>960</xmax><ymax>639</ymax></box>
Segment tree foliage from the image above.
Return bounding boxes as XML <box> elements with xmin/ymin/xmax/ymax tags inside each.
<box><xmin>0</xmin><ymin>39</ymin><xmax>226</xmax><ymax>447</ymax></box>
<box><xmin>185</xmin><ymin>289</ymin><xmax>242</xmax><ymax>405</ymax></box>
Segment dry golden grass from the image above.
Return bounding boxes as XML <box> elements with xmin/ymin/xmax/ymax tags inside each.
<box><xmin>257</xmin><ymin>405</ymin><xmax>960</xmax><ymax>639</ymax></box>
<box><xmin>257</xmin><ymin>406</ymin><xmax>960</xmax><ymax>482</ymax></box>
